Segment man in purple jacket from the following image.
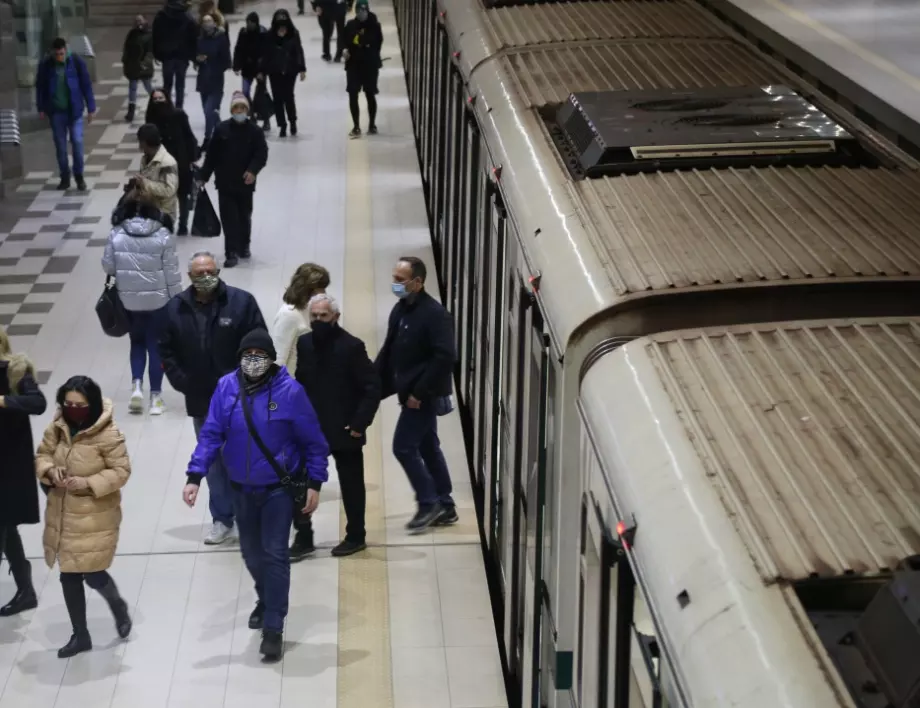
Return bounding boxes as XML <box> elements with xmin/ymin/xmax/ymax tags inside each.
<box><xmin>182</xmin><ymin>328</ymin><xmax>328</xmax><ymax>662</ymax></box>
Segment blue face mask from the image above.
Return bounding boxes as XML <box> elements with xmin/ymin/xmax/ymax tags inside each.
<box><xmin>231</xmin><ymin>113</ymin><xmax>247</xmax><ymax>123</ymax></box>
<box><xmin>391</xmin><ymin>282</ymin><xmax>408</xmax><ymax>299</ymax></box>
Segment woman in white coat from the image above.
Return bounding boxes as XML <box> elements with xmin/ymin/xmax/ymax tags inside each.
<box><xmin>102</xmin><ymin>196</ymin><xmax>182</xmax><ymax>415</ymax></box>
<box><xmin>271</xmin><ymin>263</ymin><xmax>330</xmax><ymax>373</ymax></box>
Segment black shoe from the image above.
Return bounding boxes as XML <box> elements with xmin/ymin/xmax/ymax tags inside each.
<box><xmin>98</xmin><ymin>578</ymin><xmax>132</xmax><ymax>639</ymax></box>
<box><xmin>125</xmin><ymin>103</ymin><xmax>135</xmax><ymax>122</ymax></box>
<box><xmin>405</xmin><ymin>504</ymin><xmax>441</xmax><ymax>533</ymax></box>
<box><xmin>298</xmin><ymin>7</ymin><xmax>305</xmax><ymax>14</ymax></box>
<box><xmin>349</xmin><ymin>127</ymin><xmax>361</xmax><ymax>137</ymax></box>
<box><xmin>58</xmin><ymin>632</ymin><xmax>92</xmax><ymax>659</ymax></box>
<box><xmin>279</xmin><ymin>125</ymin><xmax>287</xmax><ymax>138</ymax></box>
<box><xmin>248</xmin><ymin>602</ymin><xmax>264</xmax><ymax>630</ymax></box>
<box><xmin>260</xmin><ymin>630</ymin><xmax>283</xmax><ymax>661</ymax></box>
<box><xmin>57</xmin><ymin>176</ymin><xmax>70</xmax><ymax>191</ymax></box>
<box><xmin>74</xmin><ymin>175</ymin><xmax>86</xmax><ymax>191</ymax></box>
<box><xmin>240</xmin><ymin>248</ymin><xmax>251</xmax><ymax>259</ymax></box>
<box><xmin>333</xmin><ymin>55</ymin><xmax>342</xmax><ymax>63</ymax></box>
<box><xmin>331</xmin><ymin>539</ymin><xmax>367</xmax><ymax>557</ymax></box>
<box><xmin>368</xmin><ymin>124</ymin><xmax>378</xmax><ymax>135</ymax></box>
<box><xmin>262</xmin><ymin>120</ymin><xmax>271</xmax><ymax>132</ymax></box>
<box><xmin>0</xmin><ymin>561</ymin><xmax>38</xmax><ymax>617</ymax></box>
<box><xmin>433</xmin><ymin>506</ymin><xmax>459</xmax><ymax>527</ymax></box>
<box><xmin>177</xmin><ymin>224</ymin><xmax>188</xmax><ymax>236</ymax></box>
<box><xmin>290</xmin><ymin>121</ymin><xmax>297</xmax><ymax>136</ymax></box>
<box><xmin>289</xmin><ymin>534</ymin><xmax>316</xmax><ymax>562</ymax></box>
<box><xmin>322</xmin><ymin>53</ymin><xmax>331</xmax><ymax>62</ymax></box>
<box><xmin>224</xmin><ymin>254</ymin><xmax>239</xmax><ymax>268</ymax></box>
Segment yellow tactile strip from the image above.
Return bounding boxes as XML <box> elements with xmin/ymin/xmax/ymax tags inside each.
<box><xmin>338</xmin><ymin>101</ymin><xmax>394</xmax><ymax>707</ymax></box>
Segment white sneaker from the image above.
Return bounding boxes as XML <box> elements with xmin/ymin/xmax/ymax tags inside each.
<box><xmin>128</xmin><ymin>380</ymin><xmax>144</xmax><ymax>414</ymax></box>
<box><xmin>204</xmin><ymin>521</ymin><xmax>234</xmax><ymax>545</ymax></box>
<box><xmin>149</xmin><ymin>393</ymin><xmax>166</xmax><ymax>416</ymax></box>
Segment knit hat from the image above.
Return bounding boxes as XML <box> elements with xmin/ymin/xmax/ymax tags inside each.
<box><xmin>230</xmin><ymin>91</ymin><xmax>249</xmax><ymax>112</ymax></box>
<box><xmin>238</xmin><ymin>329</ymin><xmax>277</xmax><ymax>360</ymax></box>
<box><xmin>355</xmin><ymin>0</ymin><xmax>368</xmax><ymax>7</ymax></box>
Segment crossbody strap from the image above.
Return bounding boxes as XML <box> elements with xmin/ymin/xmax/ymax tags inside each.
<box><xmin>237</xmin><ymin>372</ymin><xmax>291</xmax><ymax>486</ymax></box>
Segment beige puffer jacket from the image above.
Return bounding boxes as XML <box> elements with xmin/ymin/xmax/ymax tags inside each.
<box><xmin>35</xmin><ymin>400</ymin><xmax>131</xmax><ymax>573</ymax></box>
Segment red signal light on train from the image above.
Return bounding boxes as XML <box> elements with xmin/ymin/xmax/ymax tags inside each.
<box><xmin>452</xmin><ymin>51</ymin><xmax>461</xmax><ymax>59</ymax></box>
<box><xmin>616</xmin><ymin>521</ymin><xmax>626</xmax><ymax>537</ymax></box>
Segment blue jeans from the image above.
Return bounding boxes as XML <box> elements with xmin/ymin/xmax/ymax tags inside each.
<box><xmin>200</xmin><ymin>91</ymin><xmax>222</xmax><ymax>142</ymax></box>
<box><xmin>49</xmin><ymin>113</ymin><xmax>84</xmax><ymax>178</ymax></box>
<box><xmin>128</xmin><ymin>78</ymin><xmax>153</xmax><ymax>104</ymax></box>
<box><xmin>128</xmin><ymin>307</ymin><xmax>165</xmax><ymax>392</ymax></box>
<box><xmin>234</xmin><ymin>487</ymin><xmax>293</xmax><ymax>633</ymax></box>
<box><xmin>392</xmin><ymin>405</ymin><xmax>454</xmax><ymax>508</ymax></box>
<box><xmin>162</xmin><ymin>59</ymin><xmax>189</xmax><ymax>108</ymax></box>
<box><xmin>192</xmin><ymin>416</ymin><xmax>235</xmax><ymax>527</ymax></box>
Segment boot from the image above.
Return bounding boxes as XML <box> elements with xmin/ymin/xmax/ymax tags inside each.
<box><xmin>60</xmin><ymin>575</ymin><xmax>92</xmax><ymax>659</ymax></box>
<box><xmin>74</xmin><ymin>174</ymin><xmax>86</xmax><ymax>192</ymax></box>
<box><xmin>58</xmin><ymin>632</ymin><xmax>92</xmax><ymax>659</ymax></box>
<box><xmin>56</xmin><ymin>175</ymin><xmax>71</xmax><ymax>191</ymax></box>
<box><xmin>125</xmin><ymin>103</ymin><xmax>136</xmax><ymax>122</ymax></box>
<box><xmin>290</xmin><ymin>120</ymin><xmax>297</xmax><ymax>137</ymax></box>
<box><xmin>0</xmin><ymin>560</ymin><xmax>38</xmax><ymax>617</ymax></box>
<box><xmin>260</xmin><ymin>630</ymin><xmax>283</xmax><ymax>661</ymax></box>
<box><xmin>97</xmin><ymin>577</ymin><xmax>132</xmax><ymax>639</ymax></box>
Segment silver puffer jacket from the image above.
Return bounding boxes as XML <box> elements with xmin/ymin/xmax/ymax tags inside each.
<box><xmin>102</xmin><ymin>215</ymin><xmax>183</xmax><ymax>312</ymax></box>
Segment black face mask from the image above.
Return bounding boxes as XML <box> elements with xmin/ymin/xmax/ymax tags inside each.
<box><xmin>311</xmin><ymin>320</ymin><xmax>336</xmax><ymax>340</ymax></box>
<box><xmin>247</xmin><ymin>22</ymin><xmax>257</xmax><ymax>31</ymax></box>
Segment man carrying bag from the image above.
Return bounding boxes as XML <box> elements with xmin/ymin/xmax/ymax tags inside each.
<box><xmin>181</xmin><ymin>329</ymin><xmax>329</xmax><ymax>662</ymax></box>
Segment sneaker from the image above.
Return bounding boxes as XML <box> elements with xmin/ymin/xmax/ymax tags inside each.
<box><xmin>260</xmin><ymin>630</ymin><xmax>283</xmax><ymax>662</ymax></box>
<box><xmin>74</xmin><ymin>175</ymin><xmax>86</xmax><ymax>191</ymax></box>
<box><xmin>368</xmin><ymin>124</ymin><xmax>378</xmax><ymax>135</ymax></box>
<box><xmin>149</xmin><ymin>393</ymin><xmax>166</xmax><ymax>416</ymax></box>
<box><xmin>128</xmin><ymin>380</ymin><xmax>144</xmax><ymax>414</ymax></box>
<box><xmin>289</xmin><ymin>533</ymin><xmax>316</xmax><ymax>562</ymax></box>
<box><xmin>204</xmin><ymin>521</ymin><xmax>234</xmax><ymax>545</ymax></box>
<box><xmin>248</xmin><ymin>602</ymin><xmax>264</xmax><ymax>630</ymax></box>
<box><xmin>224</xmin><ymin>254</ymin><xmax>239</xmax><ymax>268</ymax></box>
<box><xmin>349</xmin><ymin>127</ymin><xmax>361</xmax><ymax>138</ymax></box>
<box><xmin>331</xmin><ymin>539</ymin><xmax>367</xmax><ymax>557</ymax></box>
<box><xmin>405</xmin><ymin>504</ymin><xmax>441</xmax><ymax>533</ymax></box>
<box><xmin>433</xmin><ymin>506</ymin><xmax>458</xmax><ymax>527</ymax></box>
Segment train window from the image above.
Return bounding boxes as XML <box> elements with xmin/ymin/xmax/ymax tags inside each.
<box><xmin>543</xmin><ymin>362</ymin><xmax>557</xmax><ymax>624</ymax></box>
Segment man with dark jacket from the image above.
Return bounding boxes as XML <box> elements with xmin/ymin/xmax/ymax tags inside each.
<box><xmin>35</xmin><ymin>38</ymin><xmax>97</xmax><ymax>191</ymax></box>
<box><xmin>197</xmin><ymin>92</ymin><xmax>268</xmax><ymax>268</ymax></box>
<box><xmin>159</xmin><ymin>251</ymin><xmax>267</xmax><ymax>545</ymax></box>
<box><xmin>294</xmin><ymin>294</ymin><xmax>381</xmax><ymax>558</ymax></box>
<box><xmin>342</xmin><ymin>0</ymin><xmax>383</xmax><ymax>136</ymax></box>
<box><xmin>311</xmin><ymin>0</ymin><xmax>350</xmax><ymax>61</ymax></box>
<box><xmin>375</xmin><ymin>257</ymin><xmax>457</xmax><ymax>532</ymax></box>
<box><xmin>152</xmin><ymin>0</ymin><xmax>198</xmax><ymax>109</ymax></box>
<box><xmin>233</xmin><ymin>12</ymin><xmax>271</xmax><ymax>131</ymax></box>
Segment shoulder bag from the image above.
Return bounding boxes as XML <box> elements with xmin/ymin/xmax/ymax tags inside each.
<box><xmin>95</xmin><ymin>276</ymin><xmax>131</xmax><ymax>338</ymax></box>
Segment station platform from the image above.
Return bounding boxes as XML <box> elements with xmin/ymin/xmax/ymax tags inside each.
<box><xmin>0</xmin><ymin>2</ymin><xmax>506</xmax><ymax>707</ymax></box>
<box><xmin>709</xmin><ymin>0</ymin><xmax>920</xmax><ymax>149</ymax></box>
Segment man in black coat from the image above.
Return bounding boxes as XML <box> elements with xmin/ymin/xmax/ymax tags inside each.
<box><xmin>197</xmin><ymin>92</ymin><xmax>268</xmax><ymax>268</ymax></box>
<box><xmin>233</xmin><ymin>11</ymin><xmax>271</xmax><ymax>132</ymax></box>
<box><xmin>294</xmin><ymin>294</ymin><xmax>381</xmax><ymax>558</ymax></box>
<box><xmin>159</xmin><ymin>251</ymin><xmax>267</xmax><ymax>545</ymax></box>
<box><xmin>152</xmin><ymin>0</ymin><xmax>198</xmax><ymax>109</ymax></box>
<box><xmin>342</xmin><ymin>0</ymin><xmax>382</xmax><ymax>136</ymax></box>
<box><xmin>375</xmin><ymin>257</ymin><xmax>457</xmax><ymax>533</ymax></box>
<box><xmin>310</xmin><ymin>0</ymin><xmax>350</xmax><ymax>60</ymax></box>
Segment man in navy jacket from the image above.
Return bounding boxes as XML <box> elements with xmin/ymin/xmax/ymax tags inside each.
<box><xmin>35</xmin><ymin>38</ymin><xmax>96</xmax><ymax>191</ymax></box>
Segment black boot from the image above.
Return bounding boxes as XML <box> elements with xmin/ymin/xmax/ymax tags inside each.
<box><xmin>58</xmin><ymin>632</ymin><xmax>92</xmax><ymax>659</ymax></box>
<box><xmin>248</xmin><ymin>602</ymin><xmax>265</xmax><ymax>630</ymax></box>
<box><xmin>279</xmin><ymin>124</ymin><xmax>287</xmax><ymax>138</ymax></box>
<box><xmin>125</xmin><ymin>103</ymin><xmax>136</xmax><ymax>122</ymax></box>
<box><xmin>57</xmin><ymin>175</ymin><xmax>71</xmax><ymax>191</ymax></box>
<box><xmin>290</xmin><ymin>120</ymin><xmax>297</xmax><ymax>136</ymax></box>
<box><xmin>60</xmin><ymin>575</ymin><xmax>92</xmax><ymax>659</ymax></box>
<box><xmin>260</xmin><ymin>630</ymin><xmax>283</xmax><ymax>661</ymax></box>
<box><xmin>74</xmin><ymin>174</ymin><xmax>86</xmax><ymax>191</ymax></box>
<box><xmin>0</xmin><ymin>560</ymin><xmax>38</xmax><ymax>617</ymax></box>
<box><xmin>96</xmin><ymin>577</ymin><xmax>132</xmax><ymax>639</ymax></box>
<box><xmin>289</xmin><ymin>530</ymin><xmax>315</xmax><ymax>562</ymax></box>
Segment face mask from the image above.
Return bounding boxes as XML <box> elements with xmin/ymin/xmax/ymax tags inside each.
<box><xmin>391</xmin><ymin>282</ymin><xmax>409</xmax><ymax>299</ymax></box>
<box><xmin>231</xmin><ymin>113</ymin><xmax>247</xmax><ymax>123</ymax></box>
<box><xmin>62</xmin><ymin>406</ymin><xmax>90</xmax><ymax>427</ymax></box>
<box><xmin>241</xmin><ymin>355</ymin><xmax>272</xmax><ymax>379</ymax></box>
<box><xmin>247</xmin><ymin>22</ymin><xmax>257</xmax><ymax>31</ymax></box>
<box><xmin>311</xmin><ymin>320</ymin><xmax>335</xmax><ymax>338</ymax></box>
<box><xmin>192</xmin><ymin>274</ymin><xmax>219</xmax><ymax>293</ymax></box>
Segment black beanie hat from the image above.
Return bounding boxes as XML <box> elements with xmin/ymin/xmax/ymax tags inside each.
<box><xmin>238</xmin><ymin>329</ymin><xmax>277</xmax><ymax>360</ymax></box>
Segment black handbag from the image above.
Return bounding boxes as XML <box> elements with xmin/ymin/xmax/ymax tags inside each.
<box><xmin>238</xmin><ymin>373</ymin><xmax>309</xmax><ymax>505</ymax></box>
<box><xmin>95</xmin><ymin>277</ymin><xmax>130</xmax><ymax>338</ymax></box>
<box><xmin>252</xmin><ymin>80</ymin><xmax>274</xmax><ymax>122</ymax></box>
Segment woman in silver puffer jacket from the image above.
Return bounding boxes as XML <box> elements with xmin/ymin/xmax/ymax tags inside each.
<box><xmin>102</xmin><ymin>197</ymin><xmax>182</xmax><ymax>415</ymax></box>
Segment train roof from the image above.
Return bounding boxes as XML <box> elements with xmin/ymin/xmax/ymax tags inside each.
<box><xmin>439</xmin><ymin>0</ymin><xmax>920</xmax><ymax>349</ymax></box>
<box><xmin>579</xmin><ymin>316</ymin><xmax>920</xmax><ymax>706</ymax></box>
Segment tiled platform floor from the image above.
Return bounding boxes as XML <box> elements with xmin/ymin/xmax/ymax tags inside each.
<box><xmin>0</xmin><ymin>3</ymin><xmax>507</xmax><ymax>707</ymax></box>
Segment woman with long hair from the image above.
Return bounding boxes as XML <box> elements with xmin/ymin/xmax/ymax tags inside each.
<box><xmin>145</xmin><ymin>88</ymin><xmax>199</xmax><ymax>234</ymax></box>
<box><xmin>270</xmin><ymin>262</ymin><xmax>330</xmax><ymax>373</ymax></box>
<box><xmin>0</xmin><ymin>327</ymin><xmax>46</xmax><ymax>617</ymax></box>
<box><xmin>36</xmin><ymin>376</ymin><xmax>132</xmax><ymax>658</ymax></box>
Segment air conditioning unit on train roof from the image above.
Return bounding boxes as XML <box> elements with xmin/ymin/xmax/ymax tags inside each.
<box><xmin>554</xmin><ymin>86</ymin><xmax>865</xmax><ymax>177</ymax></box>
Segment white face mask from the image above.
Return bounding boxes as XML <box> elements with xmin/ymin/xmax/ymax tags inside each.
<box><xmin>241</xmin><ymin>355</ymin><xmax>271</xmax><ymax>379</ymax></box>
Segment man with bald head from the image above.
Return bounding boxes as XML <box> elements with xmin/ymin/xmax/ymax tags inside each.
<box><xmin>159</xmin><ymin>250</ymin><xmax>266</xmax><ymax>544</ymax></box>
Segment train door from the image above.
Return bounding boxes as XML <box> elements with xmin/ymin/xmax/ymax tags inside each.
<box><xmin>449</xmin><ymin>77</ymin><xmax>470</xmax><ymax>409</ymax></box>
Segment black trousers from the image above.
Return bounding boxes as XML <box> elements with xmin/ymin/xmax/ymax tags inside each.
<box><xmin>269</xmin><ymin>74</ymin><xmax>298</xmax><ymax>128</ymax></box>
<box><xmin>0</xmin><ymin>525</ymin><xmax>27</xmax><ymax>575</ymax></box>
<box><xmin>61</xmin><ymin>570</ymin><xmax>114</xmax><ymax>633</ymax></box>
<box><xmin>318</xmin><ymin>5</ymin><xmax>346</xmax><ymax>59</ymax></box>
<box><xmin>217</xmin><ymin>189</ymin><xmax>254</xmax><ymax>256</ymax></box>
<box><xmin>292</xmin><ymin>448</ymin><xmax>366</xmax><ymax>542</ymax></box>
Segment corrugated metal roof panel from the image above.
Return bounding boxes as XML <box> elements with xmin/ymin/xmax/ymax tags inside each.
<box><xmin>573</xmin><ymin>166</ymin><xmax>920</xmax><ymax>294</ymax></box>
<box><xmin>502</xmin><ymin>40</ymin><xmax>778</xmax><ymax>107</ymax></box>
<box><xmin>647</xmin><ymin>319</ymin><xmax>920</xmax><ymax>582</ymax></box>
<box><xmin>486</xmin><ymin>0</ymin><xmax>726</xmax><ymax>48</ymax></box>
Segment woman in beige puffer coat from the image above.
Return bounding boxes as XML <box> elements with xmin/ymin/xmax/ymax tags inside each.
<box><xmin>36</xmin><ymin>375</ymin><xmax>133</xmax><ymax>659</ymax></box>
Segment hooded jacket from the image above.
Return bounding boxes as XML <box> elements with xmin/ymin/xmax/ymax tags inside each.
<box><xmin>263</xmin><ymin>12</ymin><xmax>306</xmax><ymax>76</ymax></box>
<box><xmin>187</xmin><ymin>367</ymin><xmax>329</xmax><ymax>489</ymax></box>
<box><xmin>233</xmin><ymin>12</ymin><xmax>268</xmax><ymax>79</ymax></box>
<box><xmin>122</xmin><ymin>24</ymin><xmax>154</xmax><ymax>81</ymax></box>
<box><xmin>102</xmin><ymin>201</ymin><xmax>182</xmax><ymax>312</ymax></box>
<box><xmin>195</xmin><ymin>25</ymin><xmax>232</xmax><ymax>95</ymax></box>
<box><xmin>152</xmin><ymin>0</ymin><xmax>197</xmax><ymax>62</ymax></box>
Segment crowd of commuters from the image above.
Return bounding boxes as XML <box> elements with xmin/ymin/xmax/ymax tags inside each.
<box><xmin>9</xmin><ymin>0</ymin><xmax>462</xmax><ymax>665</ymax></box>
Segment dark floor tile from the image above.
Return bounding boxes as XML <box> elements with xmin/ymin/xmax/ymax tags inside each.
<box><xmin>0</xmin><ymin>258</ymin><xmax>18</xmax><ymax>267</ymax></box>
<box><xmin>25</xmin><ymin>211</ymin><xmax>53</xmax><ymax>218</ymax></box>
<box><xmin>0</xmin><ymin>274</ymin><xmax>37</xmax><ymax>284</ymax></box>
<box><xmin>93</xmin><ymin>182</ymin><xmax>123</xmax><ymax>190</ymax></box>
<box><xmin>39</xmin><ymin>224</ymin><xmax>69</xmax><ymax>233</ymax></box>
<box><xmin>0</xmin><ymin>293</ymin><xmax>27</xmax><ymax>304</ymax></box>
<box><xmin>30</xmin><ymin>282</ymin><xmax>65</xmax><ymax>294</ymax></box>
<box><xmin>72</xmin><ymin>216</ymin><xmax>102</xmax><ymax>225</ymax></box>
<box><xmin>55</xmin><ymin>203</ymin><xmax>83</xmax><ymax>211</ymax></box>
<box><xmin>63</xmin><ymin>231</ymin><xmax>93</xmax><ymax>240</ymax></box>
<box><xmin>36</xmin><ymin>370</ymin><xmax>51</xmax><ymax>385</ymax></box>
<box><xmin>5</xmin><ymin>324</ymin><xmax>41</xmax><ymax>336</ymax></box>
<box><xmin>6</xmin><ymin>234</ymin><xmax>36</xmax><ymax>242</ymax></box>
<box><xmin>0</xmin><ymin>314</ymin><xmax>12</xmax><ymax>326</ymax></box>
<box><xmin>106</xmin><ymin>160</ymin><xmax>133</xmax><ymax>171</ymax></box>
<box><xmin>43</xmin><ymin>256</ymin><xmax>78</xmax><ymax>274</ymax></box>
<box><xmin>87</xmin><ymin>239</ymin><xmax>108</xmax><ymax>247</ymax></box>
<box><xmin>24</xmin><ymin>248</ymin><xmax>56</xmax><ymax>257</ymax></box>
<box><xmin>17</xmin><ymin>302</ymin><xmax>54</xmax><ymax>314</ymax></box>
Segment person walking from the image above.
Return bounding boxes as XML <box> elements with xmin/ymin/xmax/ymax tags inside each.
<box><xmin>295</xmin><ymin>294</ymin><xmax>380</xmax><ymax>557</ymax></box>
<box><xmin>195</xmin><ymin>14</ymin><xmax>231</xmax><ymax>151</ymax></box>
<box><xmin>152</xmin><ymin>0</ymin><xmax>198</xmax><ymax>109</ymax></box>
<box><xmin>270</xmin><ymin>263</ymin><xmax>330</xmax><ymax>373</ymax></box>
<box><xmin>0</xmin><ymin>328</ymin><xmax>46</xmax><ymax>617</ymax></box>
<box><xmin>145</xmin><ymin>89</ymin><xmax>199</xmax><ymax>234</ymax></box>
<box><xmin>342</xmin><ymin>0</ymin><xmax>383</xmax><ymax>136</ymax></box>
<box><xmin>182</xmin><ymin>329</ymin><xmax>328</xmax><ymax>661</ymax></box>
<box><xmin>197</xmin><ymin>92</ymin><xmax>268</xmax><ymax>267</ymax></box>
<box><xmin>36</xmin><ymin>376</ymin><xmax>133</xmax><ymax>658</ymax></box>
<box><xmin>233</xmin><ymin>12</ymin><xmax>267</xmax><ymax>99</ymax></box>
<box><xmin>375</xmin><ymin>257</ymin><xmax>457</xmax><ymax>532</ymax></box>
<box><xmin>196</xmin><ymin>0</ymin><xmax>225</xmax><ymax>29</ymax></box>
<box><xmin>130</xmin><ymin>123</ymin><xmax>179</xmax><ymax>225</ymax></box>
<box><xmin>103</xmin><ymin>196</ymin><xmax>182</xmax><ymax>416</ymax></box>
<box><xmin>34</xmin><ymin>38</ymin><xmax>97</xmax><ymax>191</ymax></box>
<box><xmin>122</xmin><ymin>15</ymin><xmax>155</xmax><ymax>122</ymax></box>
<box><xmin>312</xmin><ymin>0</ymin><xmax>350</xmax><ymax>62</ymax></box>
<box><xmin>159</xmin><ymin>251</ymin><xmax>267</xmax><ymax>544</ymax></box>
<box><xmin>264</xmin><ymin>10</ymin><xmax>306</xmax><ymax>138</ymax></box>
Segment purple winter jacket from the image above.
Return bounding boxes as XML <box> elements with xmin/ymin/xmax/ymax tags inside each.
<box><xmin>187</xmin><ymin>366</ymin><xmax>329</xmax><ymax>488</ymax></box>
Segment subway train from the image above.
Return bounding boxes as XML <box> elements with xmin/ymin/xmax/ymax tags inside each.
<box><xmin>392</xmin><ymin>1</ymin><xmax>920</xmax><ymax>707</ymax></box>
